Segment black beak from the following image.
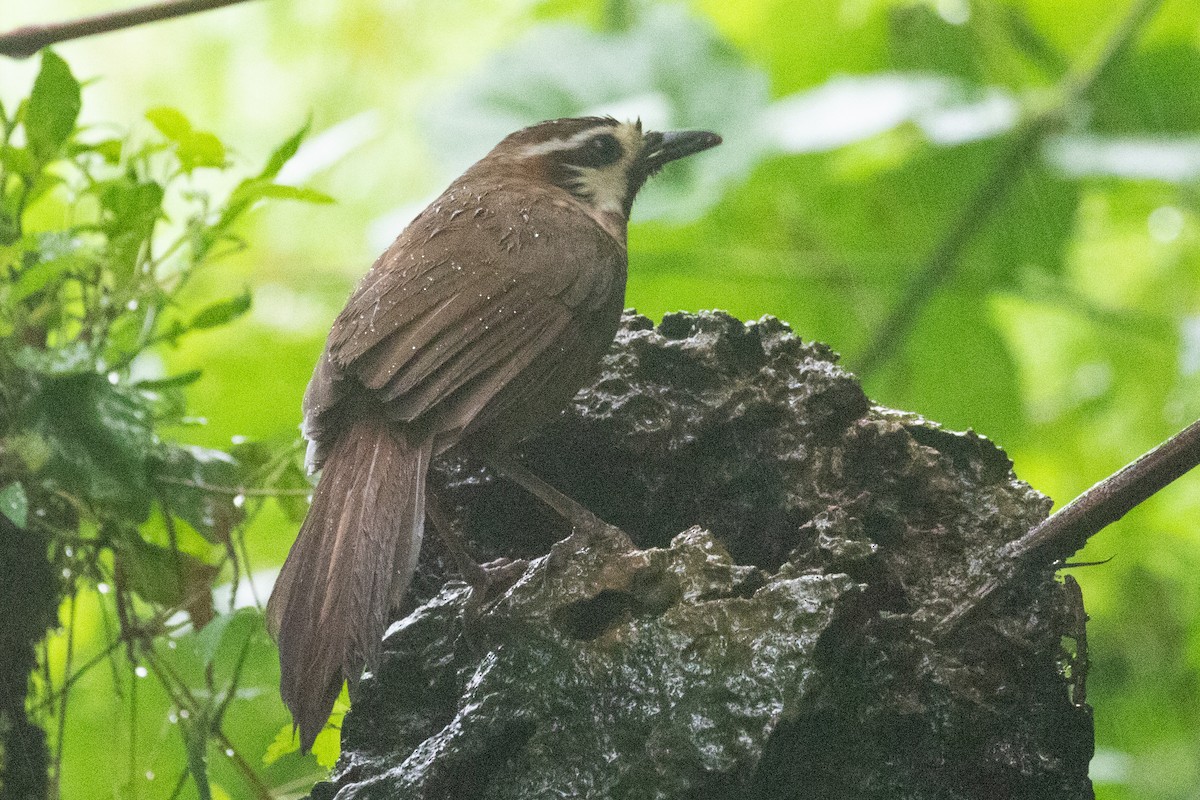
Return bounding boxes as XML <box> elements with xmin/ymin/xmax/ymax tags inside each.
<box><xmin>640</xmin><ymin>129</ymin><xmax>722</xmax><ymax>171</ymax></box>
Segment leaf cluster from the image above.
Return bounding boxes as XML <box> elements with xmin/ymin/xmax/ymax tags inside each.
<box><xmin>0</xmin><ymin>51</ymin><xmax>329</xmax><ymax>798</ymax></box>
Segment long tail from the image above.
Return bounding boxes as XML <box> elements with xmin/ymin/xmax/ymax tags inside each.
<box><xmin>266</xmin><ymin>416</ymin><xmax>431</xmax><ymax>752</ymax></box>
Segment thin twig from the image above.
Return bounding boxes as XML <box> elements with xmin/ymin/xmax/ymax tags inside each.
<box><xmin>855</xmin><ymin>0</ymin><xmax>1166</xmax><ymax>376</ymax></box>
<box><xmin>129</xmin><ymin>661</ymin><xmax>139</xmax><ymax>800</ymax></box>
<box><xmin>143</xmin><ymin>648</ymin><xmax>275</xmax><ymax>800</ymax></box>
<box><xmin>936</xmin><ymin>417</ymin><xmax>1200</xmax><ymax>636</ymax></box>
<box><xmin>156</xmin><ymin>475</ymin><xmax>312</xmax><ymax>497</ymax></box>
<box><xmin>49</xmin><ymin>591</ymin><xmax>79</xmax><ymax>800</ymax></box>
<box><xmin>0</xmin><ymin>0</ymin><xmax>260</xmax><ymax>59</ymax></box>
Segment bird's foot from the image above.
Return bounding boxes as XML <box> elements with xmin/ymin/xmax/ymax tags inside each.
<box><xmin>461</xmin><ymin>556</ymin><xmax>529</xmax><ymax>651</ymax></box>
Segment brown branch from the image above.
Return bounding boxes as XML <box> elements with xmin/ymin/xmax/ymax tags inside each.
<box><xmin>854</xmin><ymin>0</ymin><xmax>1167</xmax><ymax>376</ymax></box>
<box><xmin>936</xmin><ymin>417</ymin><xmax>1200</xmax><ymax>636</ymax></box>
<box><xmin>1011</xmin><ymin>417</ymin><xmax>1200</xmax><ymax>560</ymax></box>
<box><xmin>0</xmin><ymin>0</ymin><xmax>259</xmax><ymax>59</ymax></box>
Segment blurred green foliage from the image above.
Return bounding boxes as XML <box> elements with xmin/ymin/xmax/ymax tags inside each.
<box><xmin>0</xmin><ymin>51</ymin><xmax>331</xmax><ymax>798</ymax></box>
<box><xmin>1</xmin><ymin>0</ymin><xmax>1199</xmax><ymax>798</ymax></box>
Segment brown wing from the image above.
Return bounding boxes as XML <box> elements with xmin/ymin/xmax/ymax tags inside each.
<box><xmin>302</xmin><ymin>182</ymin><xmax>625</xmax><ymax>464</ymax></box>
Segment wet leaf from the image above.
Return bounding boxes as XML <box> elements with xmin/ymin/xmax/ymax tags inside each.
<box><xmin>26</xmin><ymin>374</ymin><xmax>154</xmax><ymax>519</ymax></box>
<box><xmin>153</xmin><ymin>444</ymin><xmax>242</xmax><ymax>544</ymax></box>
<box><xmin>115</xmin><ymin>535</ymin><xmax>218</xmax><ymax>618</ymax></box>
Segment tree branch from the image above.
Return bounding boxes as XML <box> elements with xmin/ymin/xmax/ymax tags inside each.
<box><xmin>854</xmin><ymin>0</ymin><xmax>1166</xmax><ymax>376</ymax></box>
<box><xmin>936</xmin><ymin>417</ymin><xmax>1200</xmax><ymax>637</ymax></box>
<box><xmin>0</xmin><ymin>0</ymin><xmax>259</xmax><ymax>60</ymax></box>
<box><xmin>1012</xmin><ymin>417</ymin><xmax>1200</xmax><ymax>560</ymax></box>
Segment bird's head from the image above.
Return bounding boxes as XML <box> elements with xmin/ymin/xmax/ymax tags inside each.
<box><xmin>474</xmin><ymin>117</ymin><xmax>721</xmax><ymax>220</ymax></box>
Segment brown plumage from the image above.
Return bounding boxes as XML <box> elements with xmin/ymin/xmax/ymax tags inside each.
<box><xmin>266</xmin><ymin>117</ymin><xmax>721</xmax><ymax>750</ymax></box>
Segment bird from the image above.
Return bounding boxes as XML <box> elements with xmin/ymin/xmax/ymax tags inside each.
<box><xmin>265</xmin><ymin>116</ymin><xmax>721</xmax><ymax>751</ymax></box>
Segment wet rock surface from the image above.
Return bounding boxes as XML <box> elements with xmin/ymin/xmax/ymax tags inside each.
<box><xmin>315</xmin><ymin>311</ymin><xmax>1093</xmax><ymax>800</ymax></box>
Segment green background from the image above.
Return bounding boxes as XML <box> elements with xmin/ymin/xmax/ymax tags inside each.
<box><xmin>3</xmin><ymin>0</ymin><xmax>1198</xmax><ymax>797</ymax></box>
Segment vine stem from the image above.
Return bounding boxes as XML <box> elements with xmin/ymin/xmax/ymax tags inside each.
<box><xmin>855</xmin><ymin>0</ymin><xmax>1167</xmax><ymax>376</ymax></box>
<box><xmin>0</xmin><ymin>0</ymin><xmax>260</xmax><ymax>59</ymax></box>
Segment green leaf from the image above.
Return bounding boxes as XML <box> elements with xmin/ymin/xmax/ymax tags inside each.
<box><xmin>227</xmin><ymin>178</ymin><xmax>333</xmax><ymax>212</ymax></box>
<box><xmin>69</xmin><ymin>137</ymin><xmax>123</xmax><ymax>163</ymax></box>
<box><xmin>228</xmin><ymin>440</ymin><xmax>275</xmax><ymax>475</ymax></box>
<box><xmin>259</xmin><ymin>119</ymin><xmax>311</xmax><ymax>180</ymax></box>
<box><xmin>263</xmin><ymin>685</ymin><xmax>346</xmax><ymax>767</ymax></box>
<box><xmin>11</xmin><ymin>253</ymin><xmax>78</xmax><ymax>302</ymax></box>
<box><xmin>2</xmin><ymin>433</ymin><xmax>50</xmax><ymax>474</ymax></box>
<box><xmin>274</xmin><ymin>461</ymin><xmax>312</xmax><ymax>524</ymax></box>
<box><xmin>0</xmin><ymin>145</ymin><xmax>33</xmax><ymax>178</ymax></box>
<box><xmin>0</xmin><ymin>483</ymin><xmax>28</xmax><ymax>529</ymax></box>
<box><xmin>180</xmin><ymin>130</ymin><xmax>227</xmax><ymax>171</ymax></box>
<box><xmin>248</xmin><ymin>183</ymin><xmax>334</xmax><ymax>204</ymax></box>
<box><xmin>146</xmin><ymin>107</ymin><xmax>227</xmax><ymax>172</ymax></box>
<box><xmin>262</xmin><ymin>724</ymin><xmax>299</xmax><ymax>765</ymax></box>
<box><xmin>92</xmin><ymin>176</ymin><xmax>165</xmax><ymax>274</ymax></box>
<box><xmin>23</xmin><ymin>171</ymin><xmax>66</xmax><ymax>208</ymax></box>
<box><xmin>25</xmin><ymin>50</ymin><xmax>81</xmax><ymax>163</ymax></box>
<box><xmin>187</xmin><ymin>607</ymin><xmax>259</xmax><ymax>666</ymax></box>
<box><xmin>115</xmin><ymin>535</ymin><xmax>218</xmax><ymax>611</ymax></box>
<box><xmin>25</xmin><ymin>373</ymin><xmax>155</xmax><ymax>519</ymax></box>
<box><xmin>135</xmin><ymin>370</ymin><xmax>204</xmax><ymax>390</ymax></box>
<box><xmin>0</xmin><ymin>215</ymin><xmax>16</xmax><ymax>246</ymax></box>
<box><xmin>189</xmin><ymin>290</ymin><xmax>252</xmax><ymax>331</ymax></box>
<box><xmin>311</xmin><ymin>686</ymin><xmax>349</xmax><ymax>768</ymax></box>
<box><xmin>146</xmin><ymin>106</ymin><xmax>193</xmax><ymax>142</ymax></box>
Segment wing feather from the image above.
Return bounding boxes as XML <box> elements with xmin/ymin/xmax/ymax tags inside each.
<box><xmin>302</xmin><ymin>184</ymin><xmax>625</xmax><ymax>450</ymax></box>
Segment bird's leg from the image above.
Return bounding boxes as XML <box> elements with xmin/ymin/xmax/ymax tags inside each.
<box><xmin>425</xmin><ymin>490</ymin><xmax>489</xmax><ymax>593</ymax></box>
<box><xmin>425</xmin><ymin>489</ymin><xmax>527</xmax><ymax>628</ymax></box>
<box><xmin>484</xmin><ymin>453</ymin><xmax>613</xmax><ymax>530</ymax></box>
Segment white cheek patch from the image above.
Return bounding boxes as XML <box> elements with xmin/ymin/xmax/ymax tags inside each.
<box><xmin>570</xmin><ymin>163</ymin><xmax>630</xmax><ymax>214</ymax></box>
<box><xmin>565</xmin><ymin>123</ymin><xmax>643</xmax><ymax>214</ymax></box>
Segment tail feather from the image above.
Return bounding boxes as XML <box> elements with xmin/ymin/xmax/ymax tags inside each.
<box><xmin>266</xmin><ymin>416</ymin><xmax>431</xmax><ymax>752</ymax></box>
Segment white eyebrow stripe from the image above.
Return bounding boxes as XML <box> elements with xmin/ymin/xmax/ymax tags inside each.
<box><xmin>517</xmin><ymin>127</ymin><xmax>610</xmax><ymax>158</ymax></box>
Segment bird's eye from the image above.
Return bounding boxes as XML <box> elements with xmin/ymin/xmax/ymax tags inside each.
<box><xmin>568</xmin><ymin>133</ymin><xmax>622</xmax><ymax>168</ymax></box>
